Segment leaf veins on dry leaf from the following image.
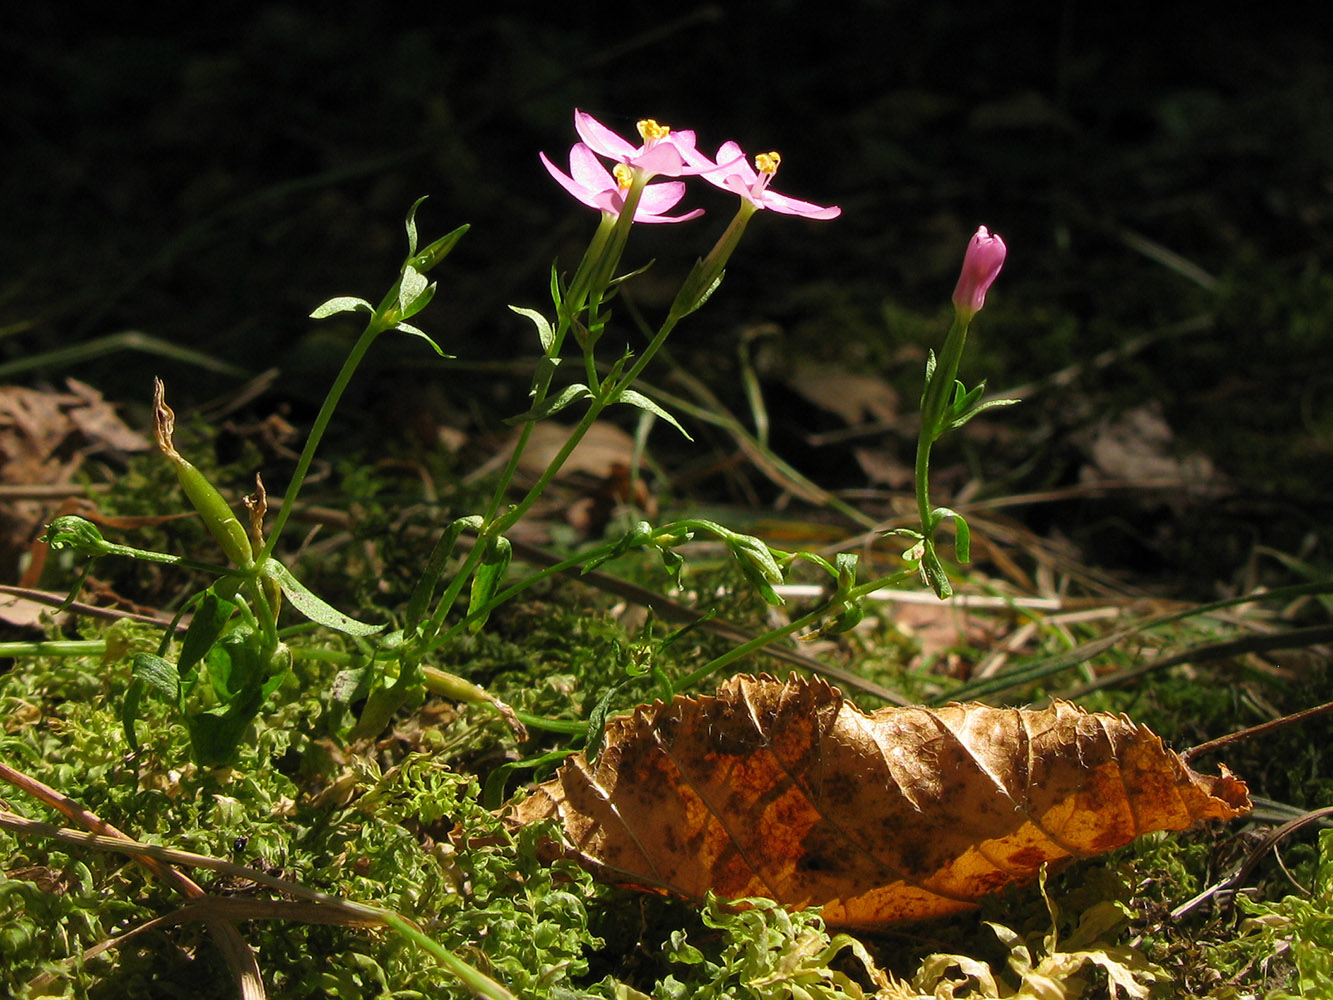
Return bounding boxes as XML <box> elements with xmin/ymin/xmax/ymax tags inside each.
<box><xmin>511</xmin><ymin>674</ymin><xmax>1250</xmax><ymax>928</ymax></box>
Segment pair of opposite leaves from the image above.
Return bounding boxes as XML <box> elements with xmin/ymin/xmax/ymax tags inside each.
<box><xmin>511</xmin><ymin>674</ymin><xmax>1251</xmax><ymax>928</ymax></box>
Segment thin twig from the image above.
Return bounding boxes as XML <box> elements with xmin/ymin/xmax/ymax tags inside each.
<box><xmin>1182</xmin><ymin>700</ymin><xmax>1333</xmax><ymax>765</ymax></box>
<box><xmin>1169</xmin><ymin>805</ymin><xmax>1333</xmax><ymax>920</ymax></box>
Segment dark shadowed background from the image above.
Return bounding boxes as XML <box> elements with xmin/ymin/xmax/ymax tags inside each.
<box><xmin>5</xmin><ymin>3</ymin><xmax>1333</xmax><ymax>587</ymax></box>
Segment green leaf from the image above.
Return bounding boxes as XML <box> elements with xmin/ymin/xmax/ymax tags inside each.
<box><xmin>933</xmin><ymin>507</ymin><xmax>972</xmax><ymax>564</ymax></box>
<box><xmin>584</xmin><ymin>681</ymin><xmax>626</xmax><ymax>761</ymax></box>
<box><xmin>683</xmin><ymin>271</ymin><xmax>725</xmax><ymax>316</ymax></box>
<box><xmin>728</xmin><ymin>532</ymin><xmax>784</xmax><ymax>586</ymax></box>
<box><xmin>398</xmin><ymin>264</ymin><xmax>431</xmax><ymax>314</ymax></box>
<box><xmin>583</xmin><ymin>520</ymin><xmax>655</xmax><ymax>574</ymax></box>
<box><xmin>617</xmin><ymin>389</ymin><xmax>693</xmax><ymax>440</ymax></box>
<box><xmin>208</xmin><ymin>625</ymin><xmax>263</xmax><ymax>702</ymax></box>
<box><xmin>835</xmin><ymin>551</ymin><xmax>859</xmax><ymax>592</ymax></box>
<box><xmin>132</xmin><ymin>652</ymin><xmax>181</xmax><ymax>703</ymax></box>
<box><xmin>121</xmin><ymin>677</ymin><xmax>146</xmax><ymax>752</ymax></box>
<box><xmin>921</xmin><ymin>349</ymin><xmax>938</xmax><ymax>405</ymax></box>
<box><xmin>503</xmin><ymin>383</ymin><xmax>592</xmax><ymax>425</ymax></box>
<box><xmin>549</xmin><ymin>262</ymin><xmax>564</xmax><ymax>312</ymax></box>
<box><xmin>399</xmin><ymin>279</ymin><xmax>438</xmax><ymax>321</ymax></box>
<box><xmin>607</xmin><ymin>259</ymin><xmax>655</xmax><ymax>288</ymax></box>
<box><xmin>310</xmin><ymin>296</ymin><xmax>374</xmax><ymax>319</ymax></box>
<box><xmin>951</xmin><ymin>381</ymin><xmax>985</xmax><ymax>415</ymax></box>
<box><xmin>404</xmin><ymin>195</ymin><xmax>429</xmax><ymax>255</ymax></box>
<box><xmin>392</xmin><ymin>321</ymin><xmax>453</xmax><ymax>357</ymax></box>
<box><xmin>330</xmin><ymin>663</ymin><xmax>374</xmax><ymax>704</ymax></box>
<box><xmin>261</xmin><ymin>559</ymin><xmax>383</xmax><ymax>636</ymax></box>
<box><xmin>658</xmin><ymin>547</ymin><xmax>686</xmax><ymax>589</ymax></box>
<box><xmin>510</xmin><ymin>305</ymin><xmax>555</xmax><ymax>354</ymax></box>
<box><xmin>405</xmin><ymin>515</ymin><xmax>482</xmax><ymax>632</ymax></box>
<box><xmin>187</xmin><ymin>689</ymin><xmax>263</xmax><ymax>767</ymax></box>
<box><xmin>178</xmin><ymin>589</ymin><xmax>237</xmax><ymax>677</ymax></box>
<box><xmin>124</xmin><ymin>652</ymin><xmax>184</xmax><ymax>751</ymax></box>
<box><xmin>920</xmin><ymin>538</ymin><xmax>953</xmax><ymax>599</ymax></box>
<box><xmin>944</xmin><ymin>396</ymin><xmax>1021</xmax><ymax>432</ymax></box>
<box><xmin>467</xmin><ymin>535</ymin><xmax>512</xmax><ymax>633</ymax></box>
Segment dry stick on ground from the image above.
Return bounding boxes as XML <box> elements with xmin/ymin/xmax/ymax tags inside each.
<box><xmin>0</xmin><ymin>761</ymin><xmax>265</xmax><ymax>1000</ymax></box>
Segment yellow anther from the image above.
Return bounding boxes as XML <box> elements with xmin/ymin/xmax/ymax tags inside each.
<box><xmin>755</xmin><ymin>151</ymin><xmax>781</xmax><ymax>175</ymax></box>
<box><xmin>613</xmin><ymin>163</ymin><xmax>634</xmax><ymax>190</ymax></box>
<box><xmin>637</xmin><ymin>118</ymin><xmax>671</xmax><ymax>143</ymax></box>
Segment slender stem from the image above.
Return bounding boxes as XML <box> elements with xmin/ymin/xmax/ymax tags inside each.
<box><xmin>261</xmin><ymin>320</ymin><xmax>387</xmax><ymax>559</ymax></box>
<box><xmin>478</xmin><ymin>209</ymin><xmax>623</xmax><ymax>528</ymax></box>
<box><xmin>0</xmin><ymin>640</ymin><xmax>107</xmax><ymax>657</ymax></box>
<box><xmin>492</xmin><ymin>386</ymin><xmax>613</xmax><ymax>535</ymax></box>
<box><xmin>428</xmin><ymin>538</ymin><xmax>625</xmax><ymax>651</ymax></box>
<box><xmin>914</xmin><ymin>428</ymin><xmax>934</xmax><ymax>537</ymax></box>
<box><xmin>674</xmin><ymin>568</ymin><xmax>914</xmax><ymax>690</ymax></box>
<box><xmin>377</xmin><ymin>912</ymin><xmax>518</xmax><ymax>1000</ymax></box>
<box><xmin>422</xmin><ymin>543</ymin><xmax>486</xmax><ymax>639</ymax></box>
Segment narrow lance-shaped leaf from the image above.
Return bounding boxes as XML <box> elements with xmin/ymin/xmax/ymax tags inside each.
<box><xmin>467</xmin><ymin>535</ymin><xmax>513</xmax><ymax>633</ymax></box>
<box><xmin>178</xmin><ymin>589</ymin><xmax>238</xmax><ymax>677</ymax></box>
<box><xmin>931</xmin><ymin>506</ymin><xmax>972</xmax><ymax>565</ymax></box>
<box><xmin>261</xmin><ymin>559</ymin><xmax>384</xmax><ymax>636</ymax></box>
<box><xmin>504</xmin><ymin>383</ymin><xmax>593</xmax><ymax>425</ymax></box>
<box><xmin>406</xmin><ymin>515</ymin><xmax>483</xmax><ymax>632</ymax></box>
<box><xmin>510</xmin><ymin>305</ymin><xmax>555</xmax><ymax>354</ymax></box>
<box><xmin>310</xmin><ymin>296</ymin><xmax>374</xmax><ymax>319</ymax></box>
<box><xmin>617</xmin><ymin>389</ymin><xmax>693</xmax><ymax>440</ymax></box>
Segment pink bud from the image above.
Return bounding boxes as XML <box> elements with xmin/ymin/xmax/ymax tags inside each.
<box><xmin>952</xmin><ymin>226</ymin><xmax>1007</xmax><ymax>317</ymax></box>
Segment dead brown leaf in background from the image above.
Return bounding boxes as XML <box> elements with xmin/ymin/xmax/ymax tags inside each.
<box><xmin>785</xmin><ymin>366</ymin><xmax>900</xmax><ymax>428</ymax></box>
<box><xmin>513</xmin><ymin>673</ymin><xmax>1250</xmax><ymax>928</ymax></box>
<box><xmin>0</xmin><ymin>380</ymin><xmax>149</xmax><ymax>581</ymax></box>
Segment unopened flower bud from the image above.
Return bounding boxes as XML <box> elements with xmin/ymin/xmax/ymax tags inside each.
<box><xmin>952</xmin><ymin>226</ymin><xmax>1007</xmax><ymax>319</ymax></box>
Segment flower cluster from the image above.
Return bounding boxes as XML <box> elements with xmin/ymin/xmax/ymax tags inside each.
<box><xmin>541</xmin><ymin>110</ymin><xmax>841</xmax><ymax>224</ymax></box>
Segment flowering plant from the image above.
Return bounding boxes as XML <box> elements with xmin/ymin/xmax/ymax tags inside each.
<box><xmin>43</xmin><ymin>107</ymin><xmax>1007</xmax><ymax>772</ymax></box>
<box><xmin>33</xmin><ymin>106</ymin><xmax>1014</xmax><ymax>999</ymax></box>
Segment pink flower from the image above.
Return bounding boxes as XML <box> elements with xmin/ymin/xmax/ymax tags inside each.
<box><xmin>573</xmin><ymin>109</ymin><xmax>718</xmax><ymax>178</ymax></box>
<box><xmin>539</xmin><ymin>143</ymin><xmax>704</xmax><ymax>223</ymax></box>
<box><xmin>697</xmin><ymin>141</ymin><xmax>841</xmax><ymax>220</ymax></box>
<box><xmin>952</xmin><ymin>226</ymin><xmax>1007</xmax><ymax>317</ymax></box>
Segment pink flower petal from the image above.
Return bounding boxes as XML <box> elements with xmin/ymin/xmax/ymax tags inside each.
<box><xmin>540</xmin><ymin>150</ymin><xmax>602</xmax><ymax>210</ymax></box>
<box><xmin>758</xmin><ymin>190</ymin><xmax>842</xmax><ymax>220</ymax></box>
<box><xmin>574</xmin><ymin>109</ymin><xmax>638</xmax><ymax>160</ymax></box>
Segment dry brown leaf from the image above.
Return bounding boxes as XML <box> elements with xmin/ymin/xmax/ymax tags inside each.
<box><xmin>0</xmin><ymin>380</ymin><xmax>150</xmax><ymax>579</ymax></box>
<box><xmin>511</xmin><ymin>673</ymin><xmax>1250</xmax><ymax>928</ymax></box>
<box><xmin>784</xmin><ymin>365</ymin><xmax>899</xmax><ymax>428</ymax></box>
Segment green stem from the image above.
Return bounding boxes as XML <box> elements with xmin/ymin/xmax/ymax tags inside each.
<box><xmin>478</xmin><ymin>207</ymin><xmax>626</xmax><ymax>529</ymax></box>
<box><xmin>261</xmin><ymin>319</ymin><xmax>388</xmax><ymax>560</ymax></box>
<box><xmin>492</xmin><ymin>386</ymin><xmax>614</xmax><ymax>536</ymax></box>
<box><xmin>0</xmin><ymin>640</ymin><xmax>107</xmax><ymax>657</ymax></box>
<box><xmin>920</xmin><ymin>312</ymin><xmax>970</xmax><ymax>436</ymax></box>
<box><xmin>674</xmin><ymin>568</ymin><xmax>914</xmax><ymax>690</ymax></box>
<box><xmin>914</xmin><ymin>311</ymin><xmax>972</xmax><ymax>598</ymax></box>
<box><xmin>375</xmin><ymin>912</ymin><xmax>518</xmax><ymax>1000</ymax></box>
<box><xmin>669</xmin><ymin>201</ymin><xmax>757</xmax><ymax>323</ymax></box>
<box><xmin>914</xmin><ymin>424</ymin><xmax>935</xmax><ymax>542</ymax></box>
